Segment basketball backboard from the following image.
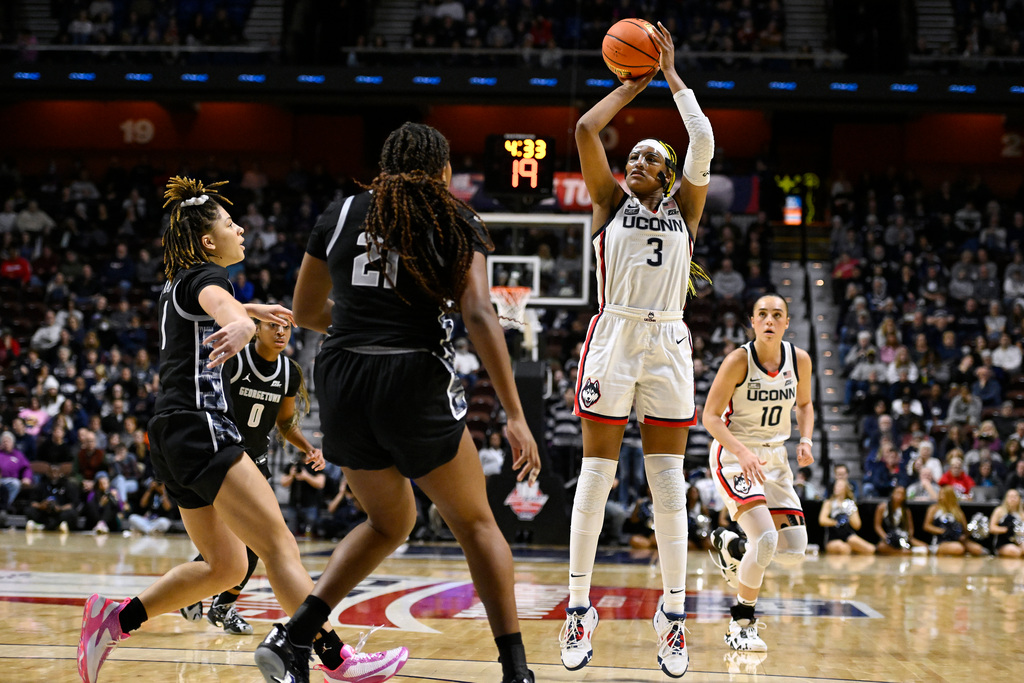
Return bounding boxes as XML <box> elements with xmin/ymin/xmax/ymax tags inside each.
<box><xmin>481</xmin><ymin>212</ymin><xmax>592</xmax><ymax>308</ymax></box>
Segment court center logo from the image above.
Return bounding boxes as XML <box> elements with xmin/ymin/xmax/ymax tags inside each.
<box><xmin>733</xmin><ymin>474</ymin><xmax>751</xmax><ymax>494</ymax></box>
<box><xmin>580</xmin><ymin>378</ymin><xmax>601</xmax><ymax>408</ymax></box>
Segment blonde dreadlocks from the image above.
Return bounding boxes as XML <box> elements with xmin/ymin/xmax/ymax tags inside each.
<box><xmin>161</xmin><ymin>176</ymin><xmax>233</xmax><ymax>280</ymax></box>
<box><xmin>363</xmin><ymin>122</ymin><xmax>492</xmax><ymax>312</ymax></box>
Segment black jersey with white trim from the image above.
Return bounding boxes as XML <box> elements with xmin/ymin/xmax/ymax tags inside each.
<box><xmin>306</xmin><ymin>191</ymin><xmax>488</xmax><ymax>352</ymax></box>
<box><xmin>228</xmin><ymin>344</ymin><xmax>301</xmax><ymax>460</ymax></box>
<box><xmin>153</xmin><ymin>262</ymin><xmax>235</xmax><ymax>417</ymax></box>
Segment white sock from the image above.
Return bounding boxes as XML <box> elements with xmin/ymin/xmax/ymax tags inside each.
<box><xmin>644</xmin><ymin>454</ymin><xmax>688</xmax><ymax>613</ymax></box>
<box><xmin>568</xmin><ymin>457</ymin><xmax>618</xmax><ymax>609</ymax></box>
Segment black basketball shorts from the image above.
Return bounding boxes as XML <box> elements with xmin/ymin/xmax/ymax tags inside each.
<box><xmin>148</xmin><ymin>409</ymin><xmax>247</xmax><ymax>509</ymax></box>
<box><xmin>314</xmin><ymin>347</ymin><xmax>467</xmax><ymax>480</ymax></box>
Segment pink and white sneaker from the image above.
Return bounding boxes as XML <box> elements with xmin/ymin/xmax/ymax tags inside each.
<box><xmin>317</xmin><ymin>639</ymin><xmax>409</xmax><ymax>683</ymax></box>
<box><xmin>78</xmin><ymin>594</ymin><xmax>131</xmax><ymax>683</ymax></box>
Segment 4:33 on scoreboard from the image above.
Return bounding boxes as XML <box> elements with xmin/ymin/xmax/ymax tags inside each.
<box><xmin>484</xmin><ymin>133</ymin><xmax>555</xmax><ymax>197</ymax></box>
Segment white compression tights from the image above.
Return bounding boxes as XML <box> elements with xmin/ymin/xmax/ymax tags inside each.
<box><xmin>644</xmin><ymin>454</ymin><xmax>688</xmax><ymax>613</ymax></box>
<box><xmin>568</xmin><ymin>457</ymin><xmax>618</xmax><ymax>609</ymax></box>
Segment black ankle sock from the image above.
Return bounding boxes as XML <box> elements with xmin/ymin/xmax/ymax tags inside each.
<box><xmin>728</xmin><ymin>537</ymin><xmax>746</xmax><ymax>558</ymax></box>
<box><xmin>495</xmin><ymin>632</ymin><xmax>528</xmax><ymax>679</ymax></box>
<box><xmin>313</xmin><ymin>629</ymin><xmax>344</xmax><ymax>670</ymax></box>
<box><xmin>730</xmin><ymin>602</ymin><xmax>756</xmax><ymax>623</ymax></box>
<box><xmin>286</xmin><ymin>595</ymin><xmax>332</xmax><ymax>649</ymax></box>
<box><xmin>118</xmin><ymin>597</ymin><xmax>148</xmax><ymax>634</ymax></box>
<box><xmin>214</xmin><ymin>589</ymin><xmax>240</xmax><ymax>607</ymax></box>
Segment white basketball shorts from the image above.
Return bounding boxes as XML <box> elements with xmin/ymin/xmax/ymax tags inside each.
<box><xmin>574</xmin><ymin>304</ymin><xmax>696</xmax><ymax>427</ymax></box>
<box><xmin>710</xmin><ymin>440</ymin><xmax>804</xmax><ymax>520</ymax></box>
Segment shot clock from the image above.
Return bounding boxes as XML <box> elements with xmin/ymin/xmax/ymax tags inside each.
<box><xmin>483</xmin><ymin>134</ymin><xmax>555</xmax><ymax>196</ymax></box>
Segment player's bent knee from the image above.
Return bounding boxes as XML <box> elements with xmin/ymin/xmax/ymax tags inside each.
<box><xmin>773</xmin><ymin>525</ymin><xmax>807</xmax><ymax>567</ymax></box>
<box><xmin>754</xmin><ymin>529</ymin><xmax>778</xmax><ymax>568</ymax></box>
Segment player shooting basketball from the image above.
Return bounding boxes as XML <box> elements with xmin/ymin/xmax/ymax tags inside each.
<box><xmin>558</xmin><ymin>21</ymin><xmax>713</xmax><ymax>679</ymax></box>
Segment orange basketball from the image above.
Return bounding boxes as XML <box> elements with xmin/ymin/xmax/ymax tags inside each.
<box><xmin>602</xmin><ymin>19</ymin><xmax>661</xmax><ymax>80</ymax></box>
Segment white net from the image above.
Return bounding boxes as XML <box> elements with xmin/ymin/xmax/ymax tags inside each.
<box><xmin>490</xmin><ymin>286</ymin><xmax>532</xmax><ymax>330</ymax></box>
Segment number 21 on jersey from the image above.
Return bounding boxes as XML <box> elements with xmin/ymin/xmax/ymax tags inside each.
<box><xmin>352</xmin><ymin>233</ymin><xmax>399</xmax><ymax>288</ymax></box>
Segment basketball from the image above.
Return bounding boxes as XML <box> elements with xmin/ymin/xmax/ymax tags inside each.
<box><xmin>602</xmin><ymin>19</ymin><xmax>661</xmax><ymax>80</ymax></box>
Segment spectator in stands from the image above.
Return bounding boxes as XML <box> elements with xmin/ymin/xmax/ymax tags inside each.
<box><xmin>711</xmin><ymin>258</ymin><xmax>745</xmax><ymax>301</ymax></box>
<box><xmin>15</xmin><ymin>200</ymin><xmax>55</xmax><ymax>234</ymax></box>
<box><xmin>83</xmin><ymin>471</ymin><xmax>126</xmax><ymax>533</ymax></box>
<box><xmin>478</xmin><ymin>431</ymin><xmax>507</xmax><ymax>477</ymax></box>
<box><xmin>710</xmin><ymin>311</ymin><xmax>746</xmax><ymax>346</ymax></box>
<box><xmin>972</xmin><ymin>365</ymin><xmax>1003</xmax><ymax>408</ymax></box>
<box><xmin>793</xmin><ymin>466</ymin><xmax>821</xmax><ymax>501</ymax></box>
<box><xmin>862</xmin><ymin>439</ymin><xmax>904</xmax><ymax>499</ymax></box>
<box><xmin>127</xmin><ymin>478</ymin><xmax>175</xmax><ymax>534</ymax></box>
<box><xmin>318</xmin><ymin>479</ymin><xmax>367</xmax><ymax>542</ymax></box>
<box><xmin>946</xmin><ymin>383</ymin><xmax>982</xmax><ymax>427</ymax></box>
<box><xmin>547</xmin><ymin>387</ymin><xmax>582</xmax><ymax>482</ymax></box>
<box><xmin>1</xmin><ymin>248</ymin><xmax>32</xmax><ymax>285</ymax></box>
<box><xmin>938</xmin><ymin>453</ymin><xmax>975</xmax><ymax>499</ymax></box>
<box><xmin>75</xmin><ymin>429</ymin><xmax>105</xmax><ymax>491</ymax></box>
<box><xmin>453</xmin><ymin>336</ymin><xmax>481</xmax><ymax>388</ymax></box>
<box><xmin>281</xmin><ymin>457</ymin><xmax>326</xmax><ymax>536</ymax></box>
<box><xmin>0</xmin><ymin>430</ymin><xmax>33</xmax><ymax>524</ymax></box>
<box><xmin>992</xmin><ymin>333</ymin><xmax>1022</xmax><ymax>374</ymax></box>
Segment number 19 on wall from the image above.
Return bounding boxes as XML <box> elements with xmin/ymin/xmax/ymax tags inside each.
<box><xmin>512</xmin><ymin>158</ymin><xmax>538</xmax><ymax>189</ymax></box>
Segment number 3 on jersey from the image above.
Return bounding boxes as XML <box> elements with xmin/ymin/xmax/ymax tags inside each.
<box><xmin>352</xmin><ymin>233</ymin><xmax>399</xmax><ymax>288</ymax></box>
<box><xmin>647</xmin><ymin>237</ymin><xmax>663</xmax><ymax>267</ymax></box>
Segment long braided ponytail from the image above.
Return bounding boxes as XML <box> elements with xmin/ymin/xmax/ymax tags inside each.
<box><xmin>363</xmin><ymin>122</ymin><xmax>492</xmax><ymax>312</ymax></box>
<box><xmin>161</xmin><ymin>176</ymin><xmax>233</xmax><ymax>280</ymax></box>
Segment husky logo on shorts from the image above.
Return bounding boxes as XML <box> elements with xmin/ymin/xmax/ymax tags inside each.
<box><xmin>580</xmin><ymin>378</ymin><xmax>601</xmax><ymax>408</ymax></box>
<box><xmin>733</xmin><ymin>474</ymin><xmax>751</xmax><ymax>494</ymax></box>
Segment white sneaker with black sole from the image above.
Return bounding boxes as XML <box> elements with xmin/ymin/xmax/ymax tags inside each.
<box><xmin>710</xmin><ymin>528</ymin><xmax>741</xmax><ymax>589</ymax></box>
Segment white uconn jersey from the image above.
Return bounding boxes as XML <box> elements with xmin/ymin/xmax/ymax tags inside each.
<box><xmin>723</xmin><ymin>341</ymin><xmax>798</xmax><ymax>445</ymax></box>
<box><xmin>594</xmin><ymin>195</ymin><xmax>694</xmax><ymax>312</ymax></box>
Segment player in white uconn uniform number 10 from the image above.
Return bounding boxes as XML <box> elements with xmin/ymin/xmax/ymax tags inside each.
<box><xmin>559</xmin><ymin>22</ymin><xmax>713</xmax><ymax>679</ymax></box>
<box><xmin>702</xmin><ymin>294</ymin><xmax>815</xmax><ymax>654</ymax></box>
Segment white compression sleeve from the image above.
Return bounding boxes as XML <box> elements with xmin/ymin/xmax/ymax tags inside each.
<box><xmin>644</xmin><ymin>454</ymin><xmax>688</xmax><ymax>613</ymax></box>
<box><xmin>735</xmin><ymin>505</ymin><xmax>777</xmax><ymax>591</ymax></box>
<box><xmin>568</xmin><ymin>457</ymin><xmax>618</xmax><ymax>609</ymax></box>
<box><xmin>674</xmin><ymin>89</ymin><xmax>714</xmax><ymax>187</ymax></box>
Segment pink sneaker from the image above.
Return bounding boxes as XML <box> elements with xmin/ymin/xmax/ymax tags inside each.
<box><xmin>78</xmin><ymin>594</ymin><xmax>130</xmax><ymax>683</ymax></box>
<box><xmin>317</xmin><ymin>642</ymin><xmax>409</xmax><ymax>683</ymax></box>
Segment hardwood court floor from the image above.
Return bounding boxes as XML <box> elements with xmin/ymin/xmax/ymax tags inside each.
<box><xmin>0</xmin><ymin>529</ymin><xmax>1021</xmax><ymax>683</ymax></box>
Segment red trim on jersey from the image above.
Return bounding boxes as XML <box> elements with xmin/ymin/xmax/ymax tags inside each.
<box><xmin>577</xmin><ymin>409</ymin><xmax>629</xmax><ymax>425</ymax></box>
<box><xmin>573</xmin><ymin>312</ymin><xmax>603</xmax><ymax>415</ymax></box>
<box><xmin>643</xmin><ymin>414</ymin><xmax>698</xmax><ymax>427</ymax></box>
<box><xmin>598</xmin><ymin>230</ymin><xmax>607</xmax><ymax>306</ymax></box>
<box><xmin>770</xmin><ymin>508</ymin><xmax>805</xmax><ymax>518</ymax></box>
<box><xmin>723</xmin><ymin>399</ymin><xmax>734</xmax><ymax>427</ymax></box>
<box><xmin>764</xmin><ymin>368</ymin><xmax>779</xmax><ymax>378</ymax></box>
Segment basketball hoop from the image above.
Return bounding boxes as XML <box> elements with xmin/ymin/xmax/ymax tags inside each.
<box><xmin>490</xmin><ymin>286</ymin><xmax>531</xmax><ymax>330</ymax></box>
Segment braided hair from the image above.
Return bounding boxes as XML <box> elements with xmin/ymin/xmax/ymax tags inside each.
<box><xmin>161</xmin><ymin>176</ymin><xmax>233</xmax><ymax>280</ymax></box>
<box><xmin>363</xmin><ymin>122</ymin><xmax>492</xmax><ymax>312</ymax></box>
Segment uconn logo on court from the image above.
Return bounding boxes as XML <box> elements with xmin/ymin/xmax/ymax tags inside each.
<box><xmin>747</xmin><ymin>387</ymin><xmax>796</xmax><ymax>402</ymax></box>
<box><xmin>621</xmin><ymin>216</ymin><xmax>687</xmax><ymax>232</ymax></box>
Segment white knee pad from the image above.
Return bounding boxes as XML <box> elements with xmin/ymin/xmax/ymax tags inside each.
<box><xmin>773</xmin><ymin>524</ymin><xmax>808</xmax><ymax>568</ymax></box>
<box><xmin>574</xmin><ymin>458</ymin><xmax>617</xmax><ymax>514</ymax></box>
<box><xmin>736</xmin><ymin>505</ymin><xmax>775</xmax><ymax>589</ymax></box>
<box><xmin>644</xmin><ymin>455</ymin><xmax>688</xmax><ymax>515</ymax></box>
<box><xmin>753</xmin><ymin>529</ymin><xmax>779</xmax><ymax>568</ymax></box>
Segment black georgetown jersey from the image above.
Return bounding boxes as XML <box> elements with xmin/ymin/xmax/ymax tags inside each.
<box><xmin>306</xmin><ymin>191</ymin><xmax>488</xmax><ymax>353</ymax></box>
<box><xmin>154</xmin><ymin>262</ymin><xmax>235</xmax><ymax>417</ymax></box>
<box><xmin>228</xmin><ymin>343</ymin><xmax>301</xmax><ymax>460</ymax></box>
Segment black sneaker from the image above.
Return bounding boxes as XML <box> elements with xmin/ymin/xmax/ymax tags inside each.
<box><xmin>207</xmin><ymin>600</ymin><xmax>253</xmax><ymax>635</ymax></box>
<box><xmin>501</xmin><ymin>670</ymin><xmax>535</xmax><ymax>683</ymax></box>
<box><xmin>255</xmin><ymin>623</ymin><xmax>311</xmax><ymax>683</ymax></box>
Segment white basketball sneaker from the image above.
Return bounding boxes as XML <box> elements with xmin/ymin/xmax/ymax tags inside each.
<box><xmin>710</xmin><ymin>528</ymin><xmax>742</xmax><ymax>589</ymax></box>
<box><xmin>653</xmin><ymin>606</ymin><xmax>689</xmax><ymax>678</ymax></box>
<box><xmin>725</xmin><ymin>617</ymin><xmax>767</xmax><ymax>652</ymax></box>
<box><xmin>558</xmin><ymin>605</ymin><xmax>599</xmax><ymax>670</ymax></box>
